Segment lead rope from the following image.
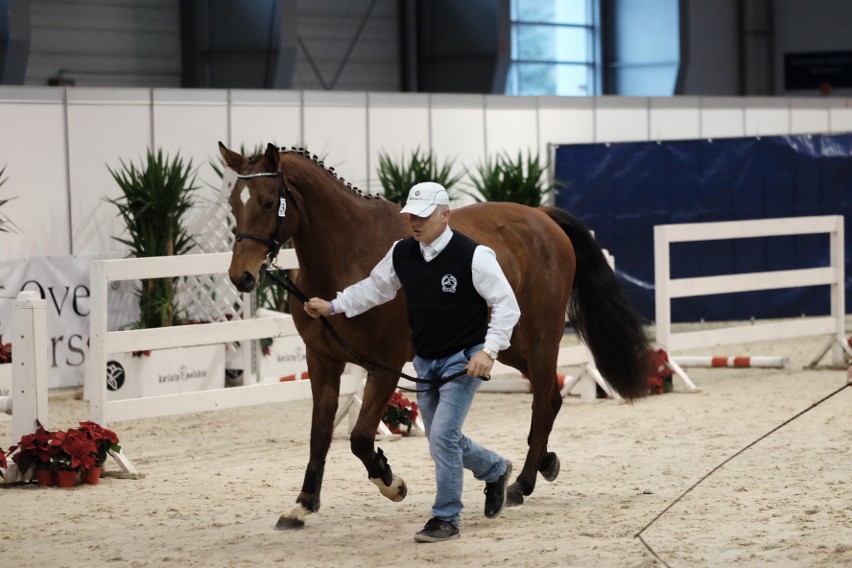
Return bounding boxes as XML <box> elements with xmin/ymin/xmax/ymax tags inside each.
<box><xmin>262</xmin><ymin>268</ymin><xmax>476</xmax><ymax>392</ymax></box>
<box><xmin>636</xmin><ymin>382</ymin><xmax>850</xmax><ymax>567</ymax></box>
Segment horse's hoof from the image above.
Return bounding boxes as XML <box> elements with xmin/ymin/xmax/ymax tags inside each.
<box><xmin>506</xmin><ymin>482</ymin><xmax>525</xmax><ymax>507</ymax></box>
<box><xmin>275</xmin><ymin>504</ymin><xmax>309</xmax><ymax>530</ymax></box>
<box><xmin>371</xmin><ymin>474</ymin><xmax>407</xmax><ymax>502</ymax></box>
<box><xmin>538</xmin><ymin>452</ymin><xmax>560</xmax><ymax>482</ymax></box>
<box><xmin>275</xmin><ymin>516</ymin><xmax>305</xmax><ymax>530</ymax></box>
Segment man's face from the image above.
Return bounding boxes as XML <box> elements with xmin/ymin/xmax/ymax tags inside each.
<box><xmin>407</xmin><ymin>206</ymin><xmax>449</xmax><ymax>244</ymax></box>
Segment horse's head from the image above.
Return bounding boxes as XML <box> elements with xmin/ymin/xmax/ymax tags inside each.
<box><xmin>219</xmin><ymin>142</ymin><xmax>301</xmax><ymax>292</ymax></box>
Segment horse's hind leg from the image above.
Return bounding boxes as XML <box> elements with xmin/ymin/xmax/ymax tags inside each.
<box><xmin>507</xmin><ymin>360</ymin><xmax>563</xmax><ymax>507</ymax></box>
<box><xmin>276</xmin><ymin>353</ymin><xmax>345</xmax><ymax>529</ymax></box>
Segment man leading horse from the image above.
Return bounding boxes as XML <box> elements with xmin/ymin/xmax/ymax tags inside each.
<box><xmin>305</xmin><ymin>182</ymin><xmax>519</xmax><ymax>543</ymax></box>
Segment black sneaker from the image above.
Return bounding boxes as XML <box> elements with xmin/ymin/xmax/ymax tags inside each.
<box><xmin>483</xmin><ymin>461</ymin><xmax>512</xmax><ymax>518</ymax></box>
<box><xmin>414</xmin><ymin>517</ymin><xmax>460</xmax><ymax>543</ymax></box>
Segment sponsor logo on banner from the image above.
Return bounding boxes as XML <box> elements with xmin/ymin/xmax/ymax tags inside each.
<box><xmin>259</xmin><ymin>335</ymin><xmax>309</xmax><ymax>382</ymax></box>
<box><xmin>0</xmin><ymin>255</ymin><xmax>138</xmax><ymax>389</ymax></box>
<box><xmin>107</xmin><ymin>345</ymin><xmax>224</xmax><ymax>400</ymax></box>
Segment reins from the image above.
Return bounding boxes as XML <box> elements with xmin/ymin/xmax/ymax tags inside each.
<box><xmin>263</xmin><ymin>268</ymin><xmax>475</xmax><ymax>392</ymax></box>
<box><xmin>635</xmin><ymin>382</ymin><xmax>850</xmax><ymax>567</ymax></box>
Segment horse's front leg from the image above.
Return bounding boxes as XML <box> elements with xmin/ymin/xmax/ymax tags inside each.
<box><xmin>350</xmin><ymin>369</ymin><xmax>407</xmax><ymax>502</ymax></box>
<box><xmin>275</xmin><ymin>354</ymin><xmax>345</xmax><ymax>529</ymax></box>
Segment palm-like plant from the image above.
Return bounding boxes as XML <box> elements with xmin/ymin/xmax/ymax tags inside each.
<box><xmin>464</xmin><ymin>151</ymin><xmax>561</xmax><ymax>207</ymax></box>
<box><xmin>108</xmin><ymin>149</ymin><xmax>198</xmax><ymax>329</ymax></box>
<box><xmin>0</xmin><ymin>166</ymin><xmax>19</xmax><ymax>234</ymax></box>
<box><xmin>377</xmin><ymin>148</ymin><xmax>464</xmax><ymax>204</ymax></box>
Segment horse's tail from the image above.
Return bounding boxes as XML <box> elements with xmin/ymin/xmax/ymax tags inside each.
<box><xmin>541</xmin><ymin>206</ymin><xmax>653</xmax><ymax>400</ymax></box>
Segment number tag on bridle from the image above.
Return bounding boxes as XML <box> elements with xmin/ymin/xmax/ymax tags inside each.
<box><xmin>278</xmin><ymin>197</ymin><xmax>287</xmax><ymax>217</ymax></box>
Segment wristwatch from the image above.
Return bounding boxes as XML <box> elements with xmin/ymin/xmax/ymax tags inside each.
<box><xmin>482</xmin><ymin>347</ymin><xmax>498</xmax><ymax>360</ymax></box>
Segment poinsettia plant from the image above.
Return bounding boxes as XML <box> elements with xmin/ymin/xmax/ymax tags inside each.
<box><xmin>78</xmin><ymin>421</ymin><xmax>121</xmax><ymax>466</ymax></box>
<box><xmin>0</xmin><ymin>446</ymin><xmax>7</xmax><ymax>479</ymax></box>
<box><xmin>6</xmin><ymin>422</ymin><xmax>121</xmax><ymax>480</ymax></box>
<box><xmin>0</xmin><ymin>335</ymin><xmax>11</xmax><ymax>364</ymax></box>
<box><xmin>8</xmin><ymin>426</ymin><xmax>61</xmax><ymax>473</ymax></box>
<box><xmin>647</xmin><ymin>348</ymin><xmax>673</xmax><ymax>395</ymax></box>
<box><xmin>382</xmin><ymin>390</ymin><xmax>419</xmax><ymax>434</ymax></box>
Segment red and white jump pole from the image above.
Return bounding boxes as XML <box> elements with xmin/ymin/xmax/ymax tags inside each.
<box><xmin>672</xmin><ymin>355</ymin><xmax>789</xmax><ymax>368</ymax></box>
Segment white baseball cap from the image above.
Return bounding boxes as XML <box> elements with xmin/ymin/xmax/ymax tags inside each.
<box><xmin>400</xmin><ymin>182</ymin><xmax>450</xmax><ymax>217</ymax></box>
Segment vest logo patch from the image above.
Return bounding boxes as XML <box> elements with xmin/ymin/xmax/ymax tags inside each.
<box><xmin>441</xmin><ymin>274</ymin><xmax>458</xmax><ymax>293</ymax></box>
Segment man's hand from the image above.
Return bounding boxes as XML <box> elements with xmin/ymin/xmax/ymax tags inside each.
<box><xmin>305</xmin><ymin>297</ymin><xmax>332</xmax><ymax>319</ymax></box>
<box><xmin>466</xmin><ymin>350</ymin><xmax>495</xmax><ymax>379</ymax></box>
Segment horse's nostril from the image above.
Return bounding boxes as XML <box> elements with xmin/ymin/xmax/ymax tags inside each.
<box><xmin>240</xmin><ymin>272</ymin><xmax>255</xmax><ymax>288</ymax></box>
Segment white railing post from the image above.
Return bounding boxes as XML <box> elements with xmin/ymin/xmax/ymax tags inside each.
<box><xmin>87</xmin><ymin>260</ymin><xmax>108</xmax><ymax>425</ymax></box>
<box><xmin>11</xmin><ymin>291</ymin><xmax>49</xmax><ymax>444</ymax></box>
<box><xmin>829</xmin><ymin>216</ymin><xmax>846</xmax><ymax>366</ymax></box>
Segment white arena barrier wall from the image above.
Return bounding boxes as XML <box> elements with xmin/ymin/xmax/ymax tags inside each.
<box><xmin>85</xmin><ymin>249</ymin><xmax>364</xmax><ymax>429</ymax></box>
<box><xmin>654</xmin><ymin>215</ymin><xmax>852</xmax><ymax>376</ymax></box>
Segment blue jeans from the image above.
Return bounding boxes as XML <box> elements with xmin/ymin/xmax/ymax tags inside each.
<box><xmin>413</xmin><ymin>344</ymin><xmax>507</xmax><ymax>526</ymax></box>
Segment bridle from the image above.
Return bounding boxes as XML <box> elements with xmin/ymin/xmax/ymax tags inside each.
<box><xmin>233</xmin><ymin>171</ymin><xmax>296</xmax><ymax>264</ymax></box>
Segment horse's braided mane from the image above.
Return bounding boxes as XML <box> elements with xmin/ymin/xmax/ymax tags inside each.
<box><xmin>274</xmin><ymin>146</ymin><xmax>386</xmax><ymax>202</ymax></box>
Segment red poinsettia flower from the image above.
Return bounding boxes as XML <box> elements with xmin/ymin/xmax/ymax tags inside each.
<box><xmin>60</xmin><ymin>429</ymin><xmax>98</xmax><ymax>471</ymax></box>
<box><xmin>9</xmin><ymin>426</ymin><xmax>62</xmax><ymax>472</ymax></box>
<box><xmin>382</xmin><ymin>390</ymin><xmax>419</xmax><ymax>432</ymax></box>
<box><xmin>0</xmin><ymin>448</ymin><xmax>7</xmax><ymax>474</ymax></box>
<box><xmin>78</xmin><ymin>421</ymin><xmax>120</xmax><ymax>445</ymax></box>
<box><xmin>78</xmin><ymin>421</ymin><xmax>121</xmax><ymax>466</ymax></box>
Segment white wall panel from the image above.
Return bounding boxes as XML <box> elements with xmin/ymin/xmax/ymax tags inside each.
<box><xmin>595</xmin><ymin>97</ymin><xmax>649</xmax><ymax>142</ymax></box>
<box><xmin>431</xmin><ymin>94</ymin><xmax>486</xmax><ymax>201</ymax></box>
<box><xmin>152</xmin><ymin>89</ymin><xmax>229</xmax><ymax>201</ymax></box>
<box><xmin>537</xmin><ymin>97</ymin><xmax>594</xmax><ymax>145</ymax></box>
<box><xmin>302</xmin><ymin>91</ymin><xmax>369</xmax><ymax>190</ymax></box>
<box><xmin>484</xmin><ymin>96</ymin><xmax>539</xmax><ymax>160</ymax></box>
<box><xmin>367</xmin><ymin>93</ymin><xmax>431</xmax><ymax>194</ymax></box>
<box><xmin>789</xmin><ymin>98</ymin><xmax>831</xmax><ymax>134</ymax></box>
<box><xmin>700</xmin><ymin>97</ymin><xmax>745</xmax><ymax>139</ymax></box>
<box><xmin>828</xmin><ymin>101</ymin><xmax>852</xmax><ymax>133</ymax></box>
<box><xmin>229</xmin><ymin>90</ymin><xmax>303</xmax><ymax>153</ymax></box>
<box><xmin>744</xmin><ymin>97</ymin><xmax>790</xmax><ymax>136</ymax></box>
<box><xmin>66</xmin><ymin>88</ymin><xmax>152</xmax><ymax>257</ymax></box>
<box><xmin>2</xmin><ymin>87</ymin><xmax>851</xmax><ymax>261</ymax></box>
<box><xmin>0</xmin><ymin>88</ymin><xmax>68</xmax><ymax>258</ymax></box>
<box><xmin>649</xmin><ymin>97</ymin><xmax>701</xmax><ymax>140</ymax></box>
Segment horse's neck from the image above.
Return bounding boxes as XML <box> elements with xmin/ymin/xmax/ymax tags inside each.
<box><xmin>284</xmin><ymin>156</ymin><xmax>404</xmax><ymax>291</ymax></box>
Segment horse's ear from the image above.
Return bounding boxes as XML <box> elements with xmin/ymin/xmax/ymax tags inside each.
<box><xmin>264</xmin><ymin>143</ymin><xmax>280</xmax><ymax>172</ymax></box>
<box><xmin>219</xmin><ymin>142</ymin><xmax>245</xmax><ymax>172</ymax></box>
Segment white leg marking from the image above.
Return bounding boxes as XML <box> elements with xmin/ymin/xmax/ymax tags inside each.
<box><xmin>371</xmin><ymin>474</ymin><xmax>407</xmax><ymax>502</ymax></box>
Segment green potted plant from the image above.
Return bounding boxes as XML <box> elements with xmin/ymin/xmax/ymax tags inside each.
<box><xmin>377</xmin><ymin>147</ymin><xmax>464</xmax><ymax>204</ymax></box>
<box><xmin>107</xmin><ymin>149</ymin><xmax>198</xmax><ymax>329</ymax></box>
<box><xmin>462</xmin><ymin>150</ymin><xmax>562</xmax><ymax>206</ymax></box>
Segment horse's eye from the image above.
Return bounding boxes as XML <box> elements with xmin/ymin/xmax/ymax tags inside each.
<box><xmin>262</xmin><ymin>200</ymin><xmax>275</xmax><ymax>211</ymax></box>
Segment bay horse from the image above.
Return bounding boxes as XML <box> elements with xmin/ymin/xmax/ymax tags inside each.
<box><xmin>219</xmin><ymin>142</ymin><xmax>652</xmax><ymax>529</ymax></box>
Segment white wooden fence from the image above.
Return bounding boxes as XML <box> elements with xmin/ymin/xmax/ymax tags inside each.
<box><xmin>654</xmin><ymin>215</ymin><xmax>851</xmax><ymax>377</ymax></box>
<box><xmin>85</xmin><ymin>249</ymin><xmax>364</xmax><ymax>428</ymax></box>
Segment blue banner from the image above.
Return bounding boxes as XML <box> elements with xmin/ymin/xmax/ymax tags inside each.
<box><xmin>554</xmin><ymin>134</ymin><xmax>852</xmax><ymax>322</ymax></box>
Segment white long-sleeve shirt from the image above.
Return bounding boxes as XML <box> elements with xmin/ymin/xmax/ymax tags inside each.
<box><xmin>333</xmin><ymin>227</ymin><xmax>521</xmax><ymax>354</ymax></box>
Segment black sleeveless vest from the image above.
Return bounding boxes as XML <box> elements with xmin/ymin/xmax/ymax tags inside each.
<box><xmin>392</xmin><ymin>231</ymin><xmax>488</xmax><ymax>359</ymax></box>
